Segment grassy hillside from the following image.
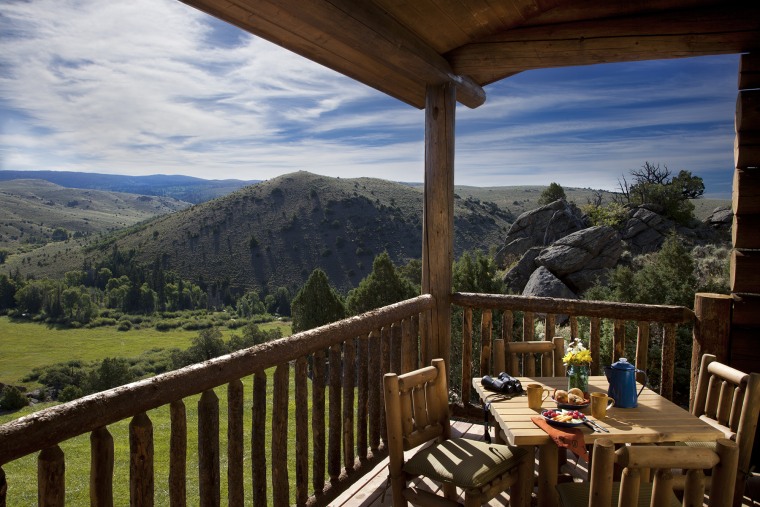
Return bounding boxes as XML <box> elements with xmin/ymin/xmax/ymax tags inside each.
<box><xmin>2</xmin><ymin>171</ymin><xmax>513</xmax><ymax>294</ymax></box>
<box><xmin>0</xmin><ymin>179</ymin><xmax>189</xmax><ymax>253</ymax></box>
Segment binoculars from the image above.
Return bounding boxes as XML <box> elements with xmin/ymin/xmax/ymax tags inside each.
<box><xmin>482</xmin><ymin>372</ymin><xmax>524</xmax><ymax>395</ymax></box>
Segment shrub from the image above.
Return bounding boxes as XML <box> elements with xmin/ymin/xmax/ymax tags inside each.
<box><xmin>117</xmin><ymin>320</ymin><xmax>132</xmax><ymax>331</ymax></box>
<box><xmin>582</xmin><ymin>202</ymin><xmax>629</xmax><ymax>229</ymax></box>
<box><xmin>58</xmin><ymin>385</ymin><xmax>83</xmax><ymax>402</ymax></box>
<box><xmin>0</xmin><ymin>386</ymin><xmax>28</xmax><ymax>410</ymax></box>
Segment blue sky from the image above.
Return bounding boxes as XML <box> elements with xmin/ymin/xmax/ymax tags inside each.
<box><xmin>0</xmin><ymin>0</ymin><xmax>739</xmax><ymax>198</ymax></box>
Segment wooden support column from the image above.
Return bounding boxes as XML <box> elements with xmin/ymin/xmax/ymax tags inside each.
<box><xmin>690</xmin><ymin>293</ymin><xmax>732</xmax><ymax>410</ymax></box>
<box><xmin>421</xmin><ymin>82</ymin><xmax>456</xmax><ymax>368</ymax></box>
<box><xmin>732</xmin><ymin>52</ymin><xmax>760</xmax><ymax>375</ymax></box>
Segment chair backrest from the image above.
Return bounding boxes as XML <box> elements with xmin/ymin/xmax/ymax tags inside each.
<box><xmin>692</xmin><ymin>354</ymin><xmax>760</xmax><ymax>478</ymax></box>
<box><xmin>494</xmin><ymin>336</ymin><xmax>565</xmax><ymax>377</ymax></box>
<box><xmin>588</xmin><ymin>438</ymin><xmax>739</xmax><ymax>507</ymax></box>
<box><xmin>384</xmin><ymin>358</ymin><xmax>451</xmax><ymax>455</ymax></box>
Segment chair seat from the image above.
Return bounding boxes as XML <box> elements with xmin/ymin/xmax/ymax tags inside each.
<box><xmin>403</xmin><ymin>437</ymin><xmax>528</xmax><ymax>489</ymax></box>
<box><xmin>556</xmin><ymin>481</ymin><xmax>681</xmax><ymax>507</ymax></box>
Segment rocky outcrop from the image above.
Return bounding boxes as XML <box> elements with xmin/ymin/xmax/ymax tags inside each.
<box><xmin>522</xmin><ymin>266</ymin><xmax>577</xmax><ymax>300</ymax></box>
<box><xmin>620</xmin><ymin>206</ymin><xmax>675</xmax><ymax>254</ymax></box>
<box><xmin>503</xmin><ymin>247</ymin><xmax>542</xmax><ymax>293</ymax></box>
<box><xmin>495</xmin><ymin>200</ymin><xmax>586</xmax><ymax>267</ymax></box>
<box><xmin>704</xmin><ymin>207</ymin><xmax>732</xmax><ymax>230</ymax></box>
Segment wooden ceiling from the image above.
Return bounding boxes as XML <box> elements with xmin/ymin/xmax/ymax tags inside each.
<box><xmin>179</xmin><ymin>0</ymin><xmax>760</xmax><ymax>109</ymax></box>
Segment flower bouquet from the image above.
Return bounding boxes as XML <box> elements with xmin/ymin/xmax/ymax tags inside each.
<box><xmin>563</xmin><ymin>338</ymin><xmax>592</xmax><ymax>393</ymax></box>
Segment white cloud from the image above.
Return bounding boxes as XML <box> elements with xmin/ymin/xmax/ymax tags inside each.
<box><xmin>0</xmin><ymin>0</ymin><xmax>739</xmax><ymax>197</ymax></box>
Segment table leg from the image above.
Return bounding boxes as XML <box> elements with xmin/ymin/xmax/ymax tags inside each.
<box><xmin>511</xmin><ymin>445</ymin><xmax>534</xmax><ymax>507</ymax></box>
<box><xmin>537</xmin><ymin>443</ymin><xmax>559</xmax><ymax>507</ymax></box>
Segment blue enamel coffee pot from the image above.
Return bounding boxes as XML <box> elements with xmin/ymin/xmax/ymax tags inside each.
<box><xmin>604</xmin><ymin>357</ymin><xmax>647</xmax><ymax>408</ymax></box>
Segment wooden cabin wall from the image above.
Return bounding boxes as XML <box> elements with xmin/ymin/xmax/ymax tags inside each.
<box><xmin>732</xmin><ymin>52</ymin><xmax>760</xmax><ymax>376</ymax></box>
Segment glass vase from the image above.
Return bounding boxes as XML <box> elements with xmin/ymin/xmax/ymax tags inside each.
<box><xmin>567</xmin><ymin>363</ymin><xmax>589</xmax><ymax>393</ymax></box>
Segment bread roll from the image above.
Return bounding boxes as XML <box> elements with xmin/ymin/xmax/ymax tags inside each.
<box><xmin>568</xmin><ymin>388</ymin><xmax>584</xmax><ymax>398</ymax></box>
<box><xmin>555</xmin><ymin>389</ymin><xmax>569</xmax><ymax>402</ymax></box>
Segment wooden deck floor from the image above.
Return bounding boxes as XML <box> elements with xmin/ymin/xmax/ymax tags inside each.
<box><xmin>331</xmin><ymin>419</ymin><xmax>590</xmax><ymax>507</ymax></box>
<box><xmin>331</xmin><ymin>420</ymin><xmax>760</xmax><ymax>507</ymax></box>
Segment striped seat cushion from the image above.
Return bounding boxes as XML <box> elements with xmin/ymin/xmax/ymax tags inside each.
<box><xmin>556</xmin><ymin>481</ymin><xmax>681</xmax><ymax>507</ymax></box>
<box><xmin>403</xmin><ymin>438</ymin><xmax>527</xmax><ymax>489</ymax></box>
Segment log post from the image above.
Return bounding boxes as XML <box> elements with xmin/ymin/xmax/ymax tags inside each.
<box><xmin>272</xmin><ymin>364</ymin><xmax>289</xmax><ymax>506</ymax></box>
<box><xmin>311</xmin><ymin>351</ymin><xmax>326</xmax><ymax>493</ymax></box>
<box><xmin>38</xmin><ymin>445</ymin><xmax>65</xmax><ymax>507</ymax></box>
<box><xmin>328</xmin><ymin>343</ymin><xmax>342</xmax><ymax>481</ymax></box>
<box><xmin>368</xmin><ymin>330</ymin><xmax>381</xmax><ymax>453</ymax></box>
<box><xmin>589</xmin><ymin>317</ymin><xmax>601</xmax><ymax>375</ymax></box>
<box><xmin>613</xmin><ymin>319</ymin><xmax>625</xmax><ymax>363</ymax></box>
<box><xmin>0</xmin><ymin>466</ymin><xmax>6</xmax><ymax>507</ymax></box>
<box><xmin>635</xmin><ymin>322</ymin><xmax>650</xmax><ymax>386</ymax></box>
<box><xmin>691</xmin><ymin>293</ymin><xmax>731</xmax><ymax>409</ymax></box>
<box><xmin>198</xmin><ymin>390</ymin><xmax>220</xmax><ymax>507</ymax></box>
<box><xmin>421</xmin><ymin>82</ymin><xmax>455</xmax><ymax>369</ymax></box>
<box><xmin>227</xmin><ymin>380</ymin><xmax>244</xmax><ymax>507</ymax></box>
<box><xmin>252</xmin><ymin>372</ymin><xmax>267</xmax><ymax>507</ymax></box>
<box><xmin>661</xmin><ymin>323</ymin><xmax>676</xmax><ymax>400</ymax></box>
<box><xmin>90</xmin><ymin>426</ymin><xmax>114</xmax><ymax>507</ymax></box>
<box><xmin>169</xmin><ymin>400</ymin><xmax>186</xmax><ymax>507</ymax></box>
<box><xmin>480</xmin><ymin>309</ymin><xmax>492</xmax><ymax>375</ymax></box>
<box><xmin>295</xmin><ymin>356</ymin><xmax>309</xmax><ymax>506</ymax></box>
<box><xmin>357</xmin><ymin>334</ymin><xmax>369</xmax><ymax>461</ymax></box>
<box><xmin>461</xmin><ymin>307</ymin><xmax>473</xmax><ymax>405</ymax></box>
<box><xmin>342</xmin><ymin>338</ymin><xmax>356</xmax><ymax>474</ymax></box>
<box><xmin>129</xmin><ymin>412</ymin><xmax>153</xmax><ymax>507</ymax></box>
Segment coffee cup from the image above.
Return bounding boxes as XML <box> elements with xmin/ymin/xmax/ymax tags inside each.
<box><xmin>591</xmin><ymin>392</ymin><xmax>615</xmax><ymax>418</ymax></box>
<box><xmin>527</xmin><ymin>383</ymin><xmax>550</xmax><ymax>410</ymax></box>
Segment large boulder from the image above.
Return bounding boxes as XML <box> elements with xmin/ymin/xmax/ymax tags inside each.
<box><xmin>621</xmin><ymin>206</ymin><xmax>675</xmax><ymax>254</ymax></box>
<box><xmin>503</xmin><ymin>246</ymin><xmax>542</xmax><ymax>293</ymax></box>
<box><xmin>495</xmin><ymin>199</ymin><xmax>586</xmax><ymax>267</ymax></box>
<box><xmin>522</xmin><ymin>266</ymin><xmax>578</xmax><ymax>299</ymax></box>
<box><xmin>535</xmin><ymin>225</ymin><xmax>623</xmax><ymax>285</ymax></box>
<box><xmin>522</xmin><ymin>267</ymin><xmax>578</xmax><ymax>324</ymax></box>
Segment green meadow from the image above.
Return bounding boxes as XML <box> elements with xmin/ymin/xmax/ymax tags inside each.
<box><xmin>0</xmin><ymin>316</ymin><xmax>319</xmax><ymax>506</ymax></box>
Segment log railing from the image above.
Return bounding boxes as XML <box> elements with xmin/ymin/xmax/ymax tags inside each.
<box><xmin>0</xmin><ymin>295</ymin><xmax>433</xmax><ymax>507</ymax></box>
<box><xmin>451</xmin><ymin>293</ymin><xmax>696</xmax><ymax>409</ymax></box>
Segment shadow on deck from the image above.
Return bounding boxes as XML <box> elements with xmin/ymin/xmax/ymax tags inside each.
<box><xmin>332</xmin><ymin>419</ymin><xmax>590</xmax><ymax>507</ymax></box>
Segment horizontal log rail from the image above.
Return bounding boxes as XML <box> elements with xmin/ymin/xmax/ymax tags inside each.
<box><xmin>0</xmin><ymin>294</ymin><xmax>433</xmax><ymax>507</ymax></box>
<box><xmin>451</xmin><ymin>292</ymin><xmax>696</xmax><ymax>408</ymax></box>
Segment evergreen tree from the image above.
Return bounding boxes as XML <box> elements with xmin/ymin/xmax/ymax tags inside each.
<box><xmin>537</xmin><ymin>182</ymin><xmax>567</xmax><ymax>205</ymax></box>
<box><xmin>346</xmin><ymin>252</ymin><xmax>417</xmax><ymax>315</ymax></box>
<box><xmin>291</xmin><ymin>269</ymin><xmax>346</xmax><ymax>333</ymax></box>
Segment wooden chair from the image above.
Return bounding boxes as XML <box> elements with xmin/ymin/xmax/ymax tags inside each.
<box><xmin>683</xmin><ymin>353</ymin><xmax>760</xmax><ymax>506</ymax></box>
<box><xmin>384</xmin><ymin>358</ymin><xmax>533</xmax><ymax>507</ymax></box>
<box><xmin>494</xmin><ymin>336</ymin><xmax>565</xmax><ymax>377</ymax></box>
<box><xmin>556</xmin><ymin>438</ymin><xmax>739</xmax><ymax>507</ymax></box>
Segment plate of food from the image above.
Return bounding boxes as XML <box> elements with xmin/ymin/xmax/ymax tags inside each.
<box><xmin>541</xmin><ymin>408</ymin><xmax>587</xmax><ymax>427</ymax></box>
<box><xmin>552</xmin><ymin>388</ymin><xmax>590</xmax><ymax>409</ymax></box>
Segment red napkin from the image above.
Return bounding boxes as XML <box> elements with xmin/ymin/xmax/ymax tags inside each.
<box><xmin>531</xmin><ymin>416</ymin><xmax>590</xmax><ymax>462</ymax></box>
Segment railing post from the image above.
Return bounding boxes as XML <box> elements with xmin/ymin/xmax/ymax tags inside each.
<box><xmin>90</xmin><ymin>426</ymin><xmax>114</xmax><ymax>507</ymax></box>
<box><xmin>38</xmin><ymin>445</ymin><xmax>65</xmax><ymax>507</ymax></box>
<box><xmin>227</xmin><ymin>380</ymin><xmax>244</xmax><ymax>507</ymax></box>
<box><xmin>691</xmin><ymin>293</ymin><xmax>732</xmax><ymax>410</ymax></box>
<box><xmin>169</xmin><ymin>400</ymin><xmax>186</xmax><ymax>507</ymax></box>
<box><xmin>198</xmin><ymin>390</ymin><xmax>220</xmax><ymax>507</ymax></box>
<box><xmin>129</xmin><ymin>412</ymin><xmax>153</xmax><ymax>507</ymax></box>
<box><xmin>0</xmin><ymin>466</ymin><xmax>6</xmax><ymax>507</ymax></box>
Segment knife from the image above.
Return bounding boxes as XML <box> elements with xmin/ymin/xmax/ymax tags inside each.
<box><xmin>584</xmin><ymin>418</ymin><xmax>609</xmax><ymax>433</ymax></box>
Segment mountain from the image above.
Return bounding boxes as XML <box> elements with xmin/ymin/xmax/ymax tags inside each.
<box><xmin>2</xmin><ymin>171</ymin><xmax>513</xmax><ymax>294</ymax></box>
<box><xmin>0</xmin><ymin>170</ymin><xmax>258</xmax><ymax>204</ymax></box>
<box><xmin>0</xmin><ymin>179</ymin><xmax>190</xmax><ymax>252</ymax></box>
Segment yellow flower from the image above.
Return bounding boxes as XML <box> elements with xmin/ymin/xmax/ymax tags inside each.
<box><xmin>563</xmin><ymin>338</ymin><xmax>592</xmax><ymax>366</ymax></box>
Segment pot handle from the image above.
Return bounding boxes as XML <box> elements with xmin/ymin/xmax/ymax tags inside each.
<box><xmin>635</xmin><ymin>369</ymin><xmax>648</xmax><ymax>398</ymax></box>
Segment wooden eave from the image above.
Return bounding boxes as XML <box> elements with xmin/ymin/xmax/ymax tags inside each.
<box><xmin>179</xmin><ymin>0</ymin><xmax>760</xmax><ymax>109</ymax></box>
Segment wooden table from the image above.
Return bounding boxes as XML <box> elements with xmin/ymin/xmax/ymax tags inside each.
<box><xmin>475</xmin><ymin>376</ymin><xmax>725</xmax><ymax>507</ymax></box>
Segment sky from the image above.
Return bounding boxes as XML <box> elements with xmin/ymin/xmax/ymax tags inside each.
<box><xmin>0</xmin><ymin>0</ymin><xmax>740</xmax><ymax>198</ymax></box>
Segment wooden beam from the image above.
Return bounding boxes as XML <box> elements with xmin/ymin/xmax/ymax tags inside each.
<box><xmin>179</xmin><ymin>0</ymin><xmax>485</xmax><ymax>108</ymax></box>
<box><xmin>731</xmin><ymin>249</ymin><xmax>760</xmax><ymax>294</ymax></box>
<box><xmin>447</xmin><ymin>5</ymin><xmax>760</xmax><ymax>84</ymax></box>
<box><xmin>739</xmin><ymin>53</ymin><xmax>760</xmax><ymax>90</ymax></box>
<box><xmin>421</xmin><ymin>83</ymin><xmax>455</xmax><ymax>367</ymax></box>
<box><xmin>733</xmin><ymin>168</ymin><xmax>760</xmax><ymax>215</ymax></box>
